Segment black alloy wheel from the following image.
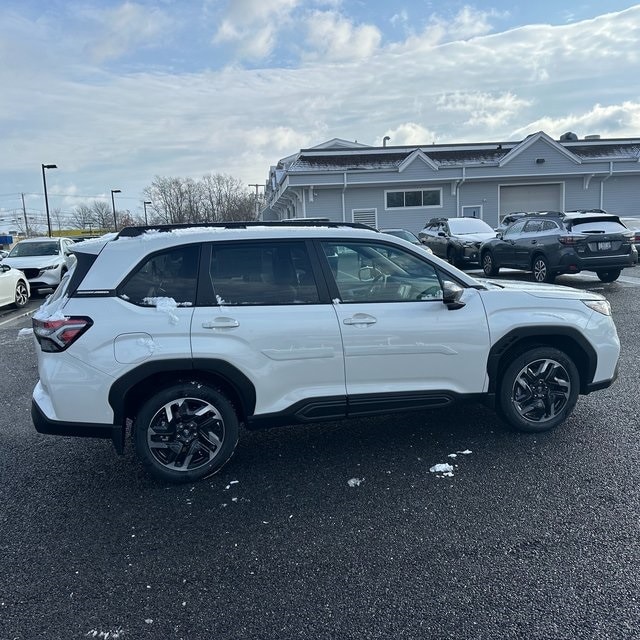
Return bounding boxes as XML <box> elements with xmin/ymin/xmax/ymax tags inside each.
<box><xmin>498</xmin><ymin>346</ymin><xmax>579</xmax><ymax>433</ymax></box>
<box><xmin>134</xmin><ymin>382</ymin><xmax>239</xmax><ymax>483</ymax></box>
<box><xmin>482</xmin><ymin>252</ymin><xmax>499</xmax><ymax>277</ymax></box>
<box><xmin>532</xmin><ymin>255</ymin><xmax>554</xmax><ymax>283</ymax></box>
<box><xmin>596</xmin><ymin>269</ymin><xmax>622</xmax><ymax>283</ymax></box>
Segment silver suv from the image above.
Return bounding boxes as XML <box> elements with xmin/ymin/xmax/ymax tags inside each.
<box><xmin>31</xmin><ymin>222</ymin><xmax>620</xmax><ymax>483</ymax></box>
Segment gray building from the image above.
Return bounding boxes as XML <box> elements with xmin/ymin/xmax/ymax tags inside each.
<box><xmin>262</xmin><ymin>132</ymin><xmax>640</xmax><ymax>232</ymax></box>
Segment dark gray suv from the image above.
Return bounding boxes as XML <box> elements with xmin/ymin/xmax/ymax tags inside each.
<box><xmin>480</xmin><ymin>211</ymin><xmax>638</xmax><ymax>282</ymax></box>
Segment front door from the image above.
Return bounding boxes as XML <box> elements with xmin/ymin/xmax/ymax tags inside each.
<box><xmin>317</xmin><ymin>239</ymin><xmax>491</xmax><ymax>408</ymax></box>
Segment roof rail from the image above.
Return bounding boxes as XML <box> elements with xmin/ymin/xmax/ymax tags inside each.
<box><xmin>117</xmin><ymin>220</ymin><xmax>378</xmax><ymax>238</ymax></box>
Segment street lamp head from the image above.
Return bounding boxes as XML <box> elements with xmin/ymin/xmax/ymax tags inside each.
<box><xmin>111</xmin><ymin>189</ymin><xmax>122</xmax><ymax>194</ymax></box>
<box><xmin>144</xmin><ymin>201</ymin><xmax>152</xmax><ymax>205</ymax></box>
<box><xmin>42</xmin><ymin>164</ymin><xmax>57</xmax><ymax>170</ymax></box>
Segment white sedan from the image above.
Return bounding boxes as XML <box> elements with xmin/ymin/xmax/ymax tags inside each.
<box><xmin>0</xmin><ymin>263</ymin><xmax>30</xmax><ymax>309</ymax></box>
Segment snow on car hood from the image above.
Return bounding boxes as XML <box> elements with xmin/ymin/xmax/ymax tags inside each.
<box><xmin>3</xmin><ymin>256</ymin><xmax>63</xmax><ymax>269</ymax></box>
<box><xmin>475</xmin><ymin>277</ymin><xmax>605</xmax><ymax>301</ymax></box>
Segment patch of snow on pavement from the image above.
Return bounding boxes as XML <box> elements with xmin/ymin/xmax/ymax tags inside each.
<box><xmin>347</xmin><ymin>477</ymin><xmax>364</xmax><ymax>487</ymax></box>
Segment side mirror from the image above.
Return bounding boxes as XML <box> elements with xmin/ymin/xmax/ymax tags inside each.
<box><xmin>358</xmin><ymin>266</ymin><xmax>375</xmax><ymax>282</ymax></box>
<box><xmin>442</xmin><ymin>281</ymin><xmax>465</xmax><ymax>310</ymax></box>
<box><xmin>1</xmin><ymin>264</ymin><xmax>10</xmax><ymax>272</ymax></box>
<box><xmin>496</xmin><ymin>232</ymin><xmax>503</xmax><ymax>240</ymax></box>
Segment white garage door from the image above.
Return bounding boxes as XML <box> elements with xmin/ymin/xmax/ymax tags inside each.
<box><xmin>500</xmin><ymin>184</ymin><xmax>562</xmax><ymax>220</ymax></box>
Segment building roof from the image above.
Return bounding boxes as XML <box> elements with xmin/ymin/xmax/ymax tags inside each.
<box><xmin>284</xmin><ymin>133</ymin><xmax>640</xmax><ymax>173</ymax></box>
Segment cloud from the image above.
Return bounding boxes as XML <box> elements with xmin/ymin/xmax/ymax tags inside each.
<box><xmin>212</xmin><ymin>0</ymin><xmax>300</xmax><ymax>60</ymax></box>
<box><xmin>303</xmin><ymin>10</ymin><xmax>381</xmax><ymax>61</ymax></box>
<box><xmin>87</xmin><ymin>2</ymin><xmax>173</xmax><ymax>62</ymax></box>
<box><xmin>512</xmin><ymin>102</ymin><xmax>640</xmax><ymax>139</ymax></box>
<box><xmin>436</xmin><ymin>92</ymin><xmax>532</xmax><ymax>130</ymax></box>
<box><xmin>380</xmin><ymin>123</ymin><xmax>438</xmax><ymax>146</ymax></box>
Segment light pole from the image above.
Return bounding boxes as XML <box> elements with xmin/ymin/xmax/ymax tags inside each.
<box><xmin>111</xmin><ymin>189</ymin><xmax>121</xmax><ymax>231</ymax></box>
<box><xmin>143</xmin><ymin>201</ymin><xmax>152</xmax><ymax>225</ymax></box>
<box><xmin>41</xmin><ymin>164</ymin><xmax>57</xmax><ymax>237</ymax></box>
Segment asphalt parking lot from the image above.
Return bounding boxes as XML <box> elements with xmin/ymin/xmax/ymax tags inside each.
<box><xmin>1</xmin><ymin>271</ymin><xmax>639</xmax><ymax>640</ymax></box>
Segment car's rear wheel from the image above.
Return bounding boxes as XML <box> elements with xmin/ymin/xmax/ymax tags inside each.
<box><xmin>482</xmin><ymin>251</ymin><xmax>499</xmax><ymax>276</ymax></box>
<box><xmin>498</xmin><ymin>347</ymin><xmax>579</xmax><ymax>433</ymax></box>
<box><xmin>596</xmin><ymin>269</ymin><xmax>621</xmax><ymax>283</ymax></box>
<box><xmin>134</xmin><ymin>382</ymin><xmax>239</xmax><ymax>483</ymax></box>
<box><xmin>13</xmin><ymin>281</ymin><xmax>29</xmax><ymax>308</ymax></box>
<box><xmin>532</xmin><ymin>255</ymin><xmax>555</xmax><ymax>283</ymax></box>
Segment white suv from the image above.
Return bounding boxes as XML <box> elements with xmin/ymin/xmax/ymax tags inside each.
<box><xmin>31</xmin><ymin>223</ymin><xmax>620</xmax><ymax>483</ymax></box>
<box><xmin>3</xmin><ymin>236</ymin><xmax>77</xmax><ymax>293</ymax></box>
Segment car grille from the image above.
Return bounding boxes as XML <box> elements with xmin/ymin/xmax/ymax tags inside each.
<box><xmin>22</xmin><ymin>268</ymin><xmax>41</xmax><ymax>279</ymax></box>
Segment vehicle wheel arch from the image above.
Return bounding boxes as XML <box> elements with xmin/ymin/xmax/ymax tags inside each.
<box><xmin>110</xmin><ymin>359</ymin><xmax>256</xmax><ymax>430</ymax></box>
<box><xmin>487</xmin><ymin>329</ymin><xmax>595</xmax><ymax>395</ymax></box>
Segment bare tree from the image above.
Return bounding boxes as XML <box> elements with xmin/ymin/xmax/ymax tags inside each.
<box><xmin>91</xmin><ymin>200</ymin><xmax>115</xmax><ymax>232</ymax></box>
<box><xmin>70</xmin><ymin>204</ymin><xmax>96</xmax><ymax>231</ymax></box>
<box><xmin>144</xmin><ymin>173</ymin><xmax>258</xmax><ymax>224</ymax></box>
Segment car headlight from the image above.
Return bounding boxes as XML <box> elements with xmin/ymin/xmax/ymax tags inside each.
<box><xmin>582</xmin><ymin>299</ymin><xmax>612</xmax><ymax>316</ymax></box>
<box><xmin>40</xmin><ymin>265</ymin><xmax>59</xmax><ymax>271</ymax></box>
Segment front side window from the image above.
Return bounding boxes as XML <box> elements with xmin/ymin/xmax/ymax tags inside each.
<box><xmin>210</xmin><ymin>241</ymin><xmax>319</xmax><ymax>305</ymax></box>
<box><xmin>386</xmin><ymin>189</ymin><xmax>442</xmax><ymax>209</ymax></box>
<box><xmin>321</xmin><ymin>241</ymin><xmax>443</xmax><ymax>303</ymax></box>
<box><xmin>119</xmin><ymin>245</ymin><xmax>199</xmax><ymax>306</ymax></box>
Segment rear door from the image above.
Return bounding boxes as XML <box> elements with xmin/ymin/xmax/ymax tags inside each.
<box><xmin>190</xmin><ymin>240</ymin><xmax>345</xmax><ymax>418</ymax></box>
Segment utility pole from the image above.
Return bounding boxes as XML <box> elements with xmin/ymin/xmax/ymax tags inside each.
<box><xmin>20</xmin><ymin>193</ymin><xmax>30</xmax><ymax>237</ymax></box>
<box><xmin>248</xmin><ymin>183</ymin><xmax>264</xmax><ymax>220</ymax></box>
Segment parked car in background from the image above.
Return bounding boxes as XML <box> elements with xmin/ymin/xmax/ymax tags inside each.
<box><xmin>31</xmin><ymin>221</ymin><xmax>620</xmax><ymax>483</ymax></box>
<box><xmin>0</xmin><ymin>263</ymin><xmax>30</xmax><ymax>309</ymax></box>
<box><xmin>2</xmin><ymin>237</ymin><xmax>77</xmax><ymax>293</ymax></box>
<box><xmin>620</xmin><ymin>217</ymin><xmax>640</xmax><ymax>252</ymax></box>
<box><xmin>480</xmin><ymin>211</ymin><xmax>638</xmax><ymax>283</ymax></box>
<box><xmin>495</xmin><ymin>212</ymin><xmax>527</xmax><ymax>233</ymax></box>
<box><xmin>418</xmin><ymin>217</ymin><xmax>496</xmax><ymax>267</ymax></box>
<box><xmin>380</xmin><ymin>228</ymin><xmax>433</xmax><ymax>253</ymax></box>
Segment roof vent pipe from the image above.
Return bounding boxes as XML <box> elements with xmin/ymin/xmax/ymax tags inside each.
<box><xmin>383</xmin><ymin>136</ymin><xmax>390</xmax><ymax>147</ymax></box>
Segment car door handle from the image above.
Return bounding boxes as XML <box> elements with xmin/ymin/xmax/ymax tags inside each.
<box><xmin>531</xmin><ymin>240</ymin><xmax>538</xmax><ymax>244</ymax></box>
<box><xmin>343</xmin><ymin>314</ymin><xmax>377</xmax><ymax>326</ymax></box>
<box><xmin>202</xmin><ymin>317</ymin><xmax>239</xmax><ymax>329</ymax></box>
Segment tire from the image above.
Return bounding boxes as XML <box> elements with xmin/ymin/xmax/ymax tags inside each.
<box><xmin>532</xmin><ymin>255</ymin><xmax>555</xmax><ymax>283</ymax></box>
<box><xmin>13</xmin><ymin>280</ymin><xmax>29</xmax><ymax>309</ymax></box>
<box><xmin>498</xmin><ymin>347</ymin><xmax>579</xmax><ymax>433</ymax></box>
<box><xmin>482</xmin><ymin>251</ymin><xmax>499</xmax><ymax>277</ymax></box>
<box><xmin>134</xmin><ymin>382</ymin><xmax>239</xmax><ymax>483</ymax></box>
<box><xmin>596</xmin><ymin>269</ymin><xmax>621</xmax><ymax>283</ymax></box>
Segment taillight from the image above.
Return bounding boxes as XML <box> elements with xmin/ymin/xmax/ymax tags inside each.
<box><xmin>32</xmin><ymin>316</ymin><xmax>93</xmax><ymax>352</ymax></box>
<box><xmin>558</xmin><ymin>235</ymin><xmax>586</xmax><ymax>246</ymax></box>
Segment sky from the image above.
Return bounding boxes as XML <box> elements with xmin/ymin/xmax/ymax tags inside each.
<box><xmin>1</xmin><ymin>0</ymin><xmax>640</xmax><ymax>231</ymax></box>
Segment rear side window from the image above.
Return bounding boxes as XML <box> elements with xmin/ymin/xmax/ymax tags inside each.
<box><xmin>210</xmin><ymin>241</ymin><xmax>319</xmax><ymax>305</ymax></box>
<box><xmin>118</xmin><ymin>245</ymin><xmax>200</xmax><ymax>306</ymax></box>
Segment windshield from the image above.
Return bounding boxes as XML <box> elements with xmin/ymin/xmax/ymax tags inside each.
<box><xmin>448</xmin><ymin>218</ymin><xmax>494</xmax><ymax>234</ymax></box>
<box><xmin>8</xmin><ymin>241</ymin><xmax>60</xmax><ymax>257</ymax></box>
<box><xmin>570</xmin><ymin>219</ymin><xmax>627</xmax><ymax>234</ymax></box>
<box><xmin>383</xmin><ymin>229</ymin><xmax>419</xmax><ymax>243</ymax></box>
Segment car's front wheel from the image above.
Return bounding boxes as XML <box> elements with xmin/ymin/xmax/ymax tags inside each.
<box><xmin>482</xmin><ymin>251</ymin><xmax>499</xmax><ymax>277</ymax></box>
<box><xmin>498</xmin><ymin>347</ymin><xmax>579</xmax><ymax>433</ymax></box>
<box><xmin>596</xmin><ymin>269</ymin><xmax>621</xmax><ymax>283</ymax></box>
<box><xmin>134</xmin><ymin>382</ymin><xmax>239</xmax><ymax>483</ymax></box>
<box><xmin>532</xmin><ymin>255</ymin><xmax>555</xmax><ymax>283</ymax></box>
<box><xmin>447</xmin><ymin>246</ymin><xmax>461</xmax><ymax>268</ymax></box>
<box><xmin>13</xmin><ymin>280</ymin><xmax>29</xmax><ymax>308</ymax></box>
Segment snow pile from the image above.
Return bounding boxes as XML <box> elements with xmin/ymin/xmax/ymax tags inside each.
<box><xmin>347</xmin><ymin>477</ymin><xmax>364</xmax><ymax>487</ymax></box>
